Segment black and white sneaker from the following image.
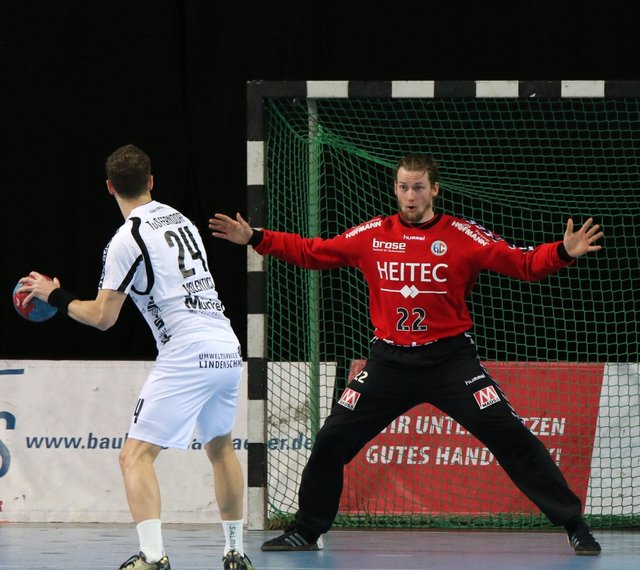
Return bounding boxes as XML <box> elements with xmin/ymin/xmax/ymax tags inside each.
<box><xmin>222</xmin><ymin>549</ymin><xmax>254</xmax><ymax>570</ymax></box>
<box><xmin>261</xmin><ymin>526</ymin><xmax>324</xmax><ymax>551</ymax></box>
<box><xmin>568</xmin><ymin>521</ymin><xmax>601</xmax><ymax>555</ymax></box>
<box><xmin>117</xmin><ymin>552</ymin><xmax>171</xmax><ymax>569</ymax></box>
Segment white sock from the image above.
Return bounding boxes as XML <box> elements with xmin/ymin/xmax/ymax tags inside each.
<box><xmin>222</xmin><ymin>519</ymin><xmax>244</xmax><ymax>556</ymax></box>
<box><xmin>136</xmin><ymin>519</ymin><xmax>165</xmax><ymax>563</ymax></box>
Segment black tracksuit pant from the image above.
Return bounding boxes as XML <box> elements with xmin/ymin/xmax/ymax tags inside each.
<box><xmin>294</xmin><ymin>333</ymin><xmax>583</xmax><ymax>537</ymax></box>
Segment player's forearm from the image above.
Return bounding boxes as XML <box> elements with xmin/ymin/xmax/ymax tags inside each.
<box><xmin>254</xmin><ymin>229</ymin><xmax>347</xmax><ymax>269</ymax></box>
<box><xmin>66</xmin><ymin>299</ymin><xmax>117</xmax><ymax>330</ymax></box>
<box><xmin>48</xmin><ymin>288</ymin><xmax>118</xmax><ymax>331</ymax></box>
<box><xmin>492</xmin><ymin>241</ymin><xmax>574</xmax><ymax>281</ymax></box>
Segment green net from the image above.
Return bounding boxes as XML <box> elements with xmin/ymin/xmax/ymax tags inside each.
<box><xmin>261</xmin><ymin>96</ymin><xmax>640</xmax><ymax>529</ymax></box>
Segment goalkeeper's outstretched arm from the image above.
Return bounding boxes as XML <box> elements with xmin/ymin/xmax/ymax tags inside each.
<box><xmin>209</xmin><ymin>212</ymin><xmax>253</xmax><ymax>245</ymax></box>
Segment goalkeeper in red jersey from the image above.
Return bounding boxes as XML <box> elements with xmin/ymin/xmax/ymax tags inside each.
<box><xmin>209</xmin><ymin>154</ymin><xmax>604</xmax><ymax>556</ymax></box>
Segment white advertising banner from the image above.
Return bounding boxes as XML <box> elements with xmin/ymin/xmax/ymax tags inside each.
<box><xmin>0</xmin><ymin>360</ymin><xmax>248</xmax><ymax>523</ymax></box>
<box><xmin>2</xmin><ymin>360</ymin><xmax>638</xmax><ymax>523</ymax></box>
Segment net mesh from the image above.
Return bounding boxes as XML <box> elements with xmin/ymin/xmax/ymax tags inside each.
<box><xmin>261</xmin><ymin>96</ymin><xmax>640</xmax><ymax>529</ymax></box>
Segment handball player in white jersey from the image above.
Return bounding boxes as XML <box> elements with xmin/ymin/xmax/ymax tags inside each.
<box><xmin>19</xmin><ymin>144</ymin><xmax>254</xmax><ymax>570</ymax></box>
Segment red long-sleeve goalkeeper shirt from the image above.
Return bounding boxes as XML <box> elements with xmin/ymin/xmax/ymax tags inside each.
<box><xmin>253</xmin><ymin>212</ymin><xmax>574</xmax><ymax>346</ymax></box>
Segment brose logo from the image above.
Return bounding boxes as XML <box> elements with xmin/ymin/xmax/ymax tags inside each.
<box><xmin>373</xmin><ymin>238</ymin><xmax>406</xmax><ymax>252</ymax></box>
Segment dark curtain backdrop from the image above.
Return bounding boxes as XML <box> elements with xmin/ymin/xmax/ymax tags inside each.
<box><xmin>0</xmin><ymin>1</ymin><xmax>636</xmax><ymax>359</ymax></box>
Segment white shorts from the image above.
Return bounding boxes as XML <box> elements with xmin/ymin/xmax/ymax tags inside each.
<box><xmin>127</xmin><ymin>339</ymin><xmax>244</xmax><ymax>449</ymax></box>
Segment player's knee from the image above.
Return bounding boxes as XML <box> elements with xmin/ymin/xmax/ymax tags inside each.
<box><xmin>204</xmin><ymin>433</ymin><xmax>233</xmax><ymax>462</ymax></box>
<box><xmin>118</xmin><ymin>447</ymin><xmax>131</xmax><ymax>473</ymax></box>
<box><xmin>119</xmin><ymin>445</ymin><xmax>143</xmax><ymax>474</ymax></box>
<box><xmin>118</xmin><ymin>439</ymin><xmax>160</xmax><ymax>473</ymax></box>
<box><xmin>312</xmin><ymin>427</ymin><xmax>355</xmax><ymax>464</ymax></box>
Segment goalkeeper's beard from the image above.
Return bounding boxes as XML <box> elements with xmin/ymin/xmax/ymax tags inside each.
<box><xmin>397</xmin><ymin>201</ymin><xmax>435</xmax><ymax>224</ymax></box>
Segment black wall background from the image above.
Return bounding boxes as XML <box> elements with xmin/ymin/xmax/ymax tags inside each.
<box><xmin>1</xmin><ymin>1</ymin><xmax>637</xmax><ymax>360</ymax></box>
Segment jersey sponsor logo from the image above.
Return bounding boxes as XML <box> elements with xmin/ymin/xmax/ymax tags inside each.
<box><xmin>144</xmin><ymin>212</ymin><xmax>187</xmax><ymax>230</ymax></box>
<box><xmin>338</xmin><ymin>387</ymin><xmax>361</xmax><ymax>410</ymax></box>
<box><xmin>450</xmin><ymin>220</ymin><xmax>490</xmax><ymax>246</ymax></box>
<box><xmin>184</xmin><ymin>296</ymin><xmax>225</xmax><ymax>312</ymax></box>
<box><xmin>345</xmin><ymin>219</ymin><xmax>383</xmax><ymax>238</ymax></box>
<box><xmin>431</xmin><ymin>240</ymin><xmax>447</xmax><ymax>256</ymax></box>
<box><xmin>403</xmin><ymin>235</ymin><xmax>426</xmax><ymax>241</ymax></box>
<box><xmin>146</xmin><ymin>296</ymin><xmax>172</xmax><ymax>345</ymax></box>
<box><xmin>377</xmin><ymin>261</ymin><xmax>448</xmax><ymax>283</ymax></box>
<box><xmin>372</xmin><ymin>238</ymin><xmax>407</xmax><ymax>253</ymax></box>
<box><xmin>473</xmin><ymin>386</ymin><xmax>501</xmax><ymax>409</ymax></box>
<box><xmin>198</xmin><ymin>358</ymin><xmax>242</xmax><ymax>369</ymax></box>
<box><xmin>400</xmin><ymin>285</ymin><xmax>420</xmax><ymax>298</ymax></box>
<box><xmin>182</xmin><ymin>276</ymin><xmax>215</xmax><ymax>294</ymax></box>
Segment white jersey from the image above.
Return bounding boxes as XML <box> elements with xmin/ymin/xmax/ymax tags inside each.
<box><xmin>99</xmin><ymin>200</ymin><xmax>237</xmax><ymax>352</ymax></box>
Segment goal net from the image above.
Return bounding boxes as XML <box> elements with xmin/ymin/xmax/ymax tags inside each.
<box><xmin>253</xmin><ymin>84</ymin><xmax>640</xmax><ymax>530</ymax></box>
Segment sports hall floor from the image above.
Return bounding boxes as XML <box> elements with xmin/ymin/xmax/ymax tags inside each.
<box><xmin>2</xmin><ymin>523</ymin><xmax>639</xmax><ymax>570</ymax></box>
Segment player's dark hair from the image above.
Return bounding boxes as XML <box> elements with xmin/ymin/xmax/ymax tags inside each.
<box><xmin>395</xmin><ymin>154</ymin><xmax>439</xmax><ymax>185</ymax></box>
<box><xmin>105</xmin><ymin>144</ymin><xmax>151</xmax><ymax>199</ymax></box>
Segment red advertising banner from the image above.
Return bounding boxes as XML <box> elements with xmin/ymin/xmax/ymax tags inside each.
<box><xmin>340</xmin><ymin>361</ymin><xmax>605</xmax><ymax>516</ymax></box>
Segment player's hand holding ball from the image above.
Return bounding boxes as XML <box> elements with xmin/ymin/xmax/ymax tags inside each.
<box><xmin>13</xmin><ymin>272</ymin><xmax>60</xmax><ymax>322</ymax></box>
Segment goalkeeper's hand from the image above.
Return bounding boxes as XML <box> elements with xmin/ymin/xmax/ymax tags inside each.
<box><xmin>563</xmin><ymin>217</ymin><xmax>604</xmax><ymax>258</ymax></box>
<box><xmin>209</xmin><ymin>212</ymin><xmax>254</xmax><ymax>245</ymax></box>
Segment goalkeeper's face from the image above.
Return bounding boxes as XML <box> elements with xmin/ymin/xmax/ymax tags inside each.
<box><xmin>394</xmin><ymin>168</ymin><xmax>440</xmax><ymax>223</ymax></box>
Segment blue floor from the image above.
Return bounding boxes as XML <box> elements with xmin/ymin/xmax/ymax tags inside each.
<box><xmin>1</xmin><ymin>523</ymin><xmax>639</xmax><ymax>570</ymax></box>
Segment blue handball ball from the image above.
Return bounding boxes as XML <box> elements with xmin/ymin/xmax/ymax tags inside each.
<box><xmin>12</xmin><ymin>279</ymin><xmax>58</xmax><ymax>322</ymax></box>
